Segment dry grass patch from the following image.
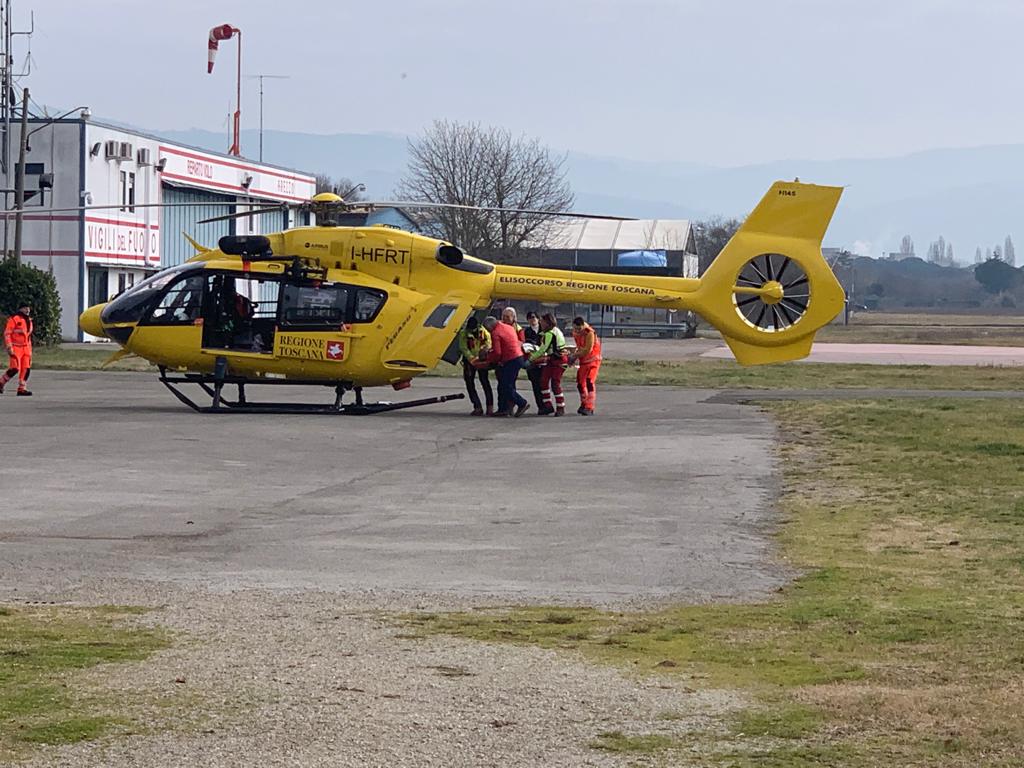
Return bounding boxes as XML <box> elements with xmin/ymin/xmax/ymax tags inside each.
<box><xmin>0</xmin><ymin>605</ymin><xmax>168</xmax><ymax>761</ymax></box>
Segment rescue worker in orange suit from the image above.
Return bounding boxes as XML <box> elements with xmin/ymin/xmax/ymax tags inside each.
<box><xmin>1</xmin><ymin>302</ymin><xmax>34</xmax><ymax>396</ymax></box>
<box><xmin>570</xmin><ymin>316</ymin><xmax>601</xmax><ymax>415</ymax></box>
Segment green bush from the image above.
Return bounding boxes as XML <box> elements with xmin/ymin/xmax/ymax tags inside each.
<box><xmin>0</xmin><ymin>258</ymin><xmax>63</xmax><ymax>345</ymax></box>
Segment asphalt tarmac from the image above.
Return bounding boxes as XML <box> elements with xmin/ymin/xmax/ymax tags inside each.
<box><xmin>0</xmin><ymin>371</ymin><xmax>786</xmax><ymax>604</ymax></box>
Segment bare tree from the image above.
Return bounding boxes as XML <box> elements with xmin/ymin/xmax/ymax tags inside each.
<box><xmin>1005</xmin><ymin>235</ymin><xmax>1016</xmax><ymax>267</ymax></box>
<box><xmin>694</xmin><ymin>215</ymin><xmax>742</xmax><ymax>274</ymax></box>
<box><xmin>900</xmin><ymin>235</ymin><xmax>915</xmax><ymax>255</ymax></box>
<box><xmin>397</xmin><ymin>121</ymin><xmax>573</xmax><ymax>259</ymax></box>
<box><xmin>315</xmin><ymin>174</ymin><xmax>366</xmax><ymax>201</ymax></box>
<box><xmin>927</xmin><ymin>236</ymin><xmax>947</xmax><ymax>265</ymax></box>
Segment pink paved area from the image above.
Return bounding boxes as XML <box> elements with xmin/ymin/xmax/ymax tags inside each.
<box><xmin>701</xmin><ymin>342</ymin><xmax>1024</xmax><ymax>366</ymax></box>
<box><xmin>598</xmin><ymin>338</ymin><xmax>1024</xmax><ymax>366</ymax></box>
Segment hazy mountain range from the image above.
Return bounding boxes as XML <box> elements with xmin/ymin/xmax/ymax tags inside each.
<box><xmin>156</xmin><ymin>127</ymin><xmax>1023</xmax><ymax>264</ymax></box>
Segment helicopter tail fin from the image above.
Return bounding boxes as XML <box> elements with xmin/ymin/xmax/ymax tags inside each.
<box><xmin>183</xmin><ymin>231</ymin><xmax>212</xmax><ymax>259</ymax></box>
<box><xmin>695</xmin><ymin>181</ymin><xmax>845</xmax><ymax>365</ymax></box>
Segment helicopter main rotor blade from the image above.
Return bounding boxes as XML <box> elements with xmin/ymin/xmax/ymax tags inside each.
<box><xmin>362</xmin><ymin>201</ymin><xmax>637</xmax><ymax>222</ymax></box>
<box><xmin>197</xmin><ymin>204</ymin><xmax>290</xmax><ymax>224</ymax></box>
<box><xmin>0</xmin><ymin>202</ymin><xmax>284</xmax><ymax>217</ymax></box>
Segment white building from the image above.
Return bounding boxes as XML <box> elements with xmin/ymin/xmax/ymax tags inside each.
<box><xmin>1</xmin><ymin>117</ymin><xmax>316</xmax><ymax>339</ymax></box>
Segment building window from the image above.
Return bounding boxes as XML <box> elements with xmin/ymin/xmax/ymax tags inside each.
<box><xmin>16</xmin><ymin>162</ymin><xmax>46</xmax><ymax>207</ymax></box>
<box><xmin>120</xmin><ymin>171</ymin><xmax>135</xmax><ymax>212</ymax></box>
<box><xmin>88</xmin><ymin>267</ymin><xmax>109</xmax><ymax>307</ymax></box>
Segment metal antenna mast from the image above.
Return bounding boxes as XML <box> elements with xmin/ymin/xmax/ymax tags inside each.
<box><xmin>245</xmin><ymin>74</ymin><xmax>288</xmax><ymax>162</ymax></box>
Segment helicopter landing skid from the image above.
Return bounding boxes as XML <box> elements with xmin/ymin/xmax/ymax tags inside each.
<box><xmin>157</xmin><ymin>367</ymin><xmax>464</xmax><ymax>415</ymax></box>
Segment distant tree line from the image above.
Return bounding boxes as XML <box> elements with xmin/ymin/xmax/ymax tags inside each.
<box><xmin>898</xmin><ymin>233</ymin><xmax>1017</xmax><ymax>270</ymax></box>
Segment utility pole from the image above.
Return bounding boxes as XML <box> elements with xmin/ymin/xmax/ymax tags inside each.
<box><xmin>12</xmin><ymin>85</ymin><xmax>26</xmax><ymax>263</ymax></box>
<box><xmin>3</xmin><ymin>2</ymin><xmax>34</xmax><ymax>258</ymax></box>
<box><xmin>246</xmin><ymin>74</ymin><xmax>288</xmax><ymax>162</ymax></box>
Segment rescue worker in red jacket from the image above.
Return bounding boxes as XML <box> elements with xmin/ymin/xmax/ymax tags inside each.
<box><xmin>569</xmin><ymin>316</ymin><xmax>601</xmax><ymax>415</ymax></box>
<box><xmin>483</xmin><ymin>315</ymin><xmax>529</xmax><ymax>417</ymax></box>
<box><xmin>1</xmin><ymin>302</ymin><xmax>34</xmax><ymax>396</ymax></box>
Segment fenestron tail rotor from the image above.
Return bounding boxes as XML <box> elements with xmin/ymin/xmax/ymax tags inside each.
<box><xmin>732</xmin><ymin>253</ymin><xmax>810</xmax><ymax>332</ymax></box>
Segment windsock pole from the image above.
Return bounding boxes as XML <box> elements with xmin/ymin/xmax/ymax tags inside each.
<box><xmin>207</xmin><ymin>24</ymin><xmax>242</xmax><ymax>156</ymax></box>
<box><xmin>230</xmin><ymin>29</ymin><xmax>242</xmax><ymax>157</ymax></box>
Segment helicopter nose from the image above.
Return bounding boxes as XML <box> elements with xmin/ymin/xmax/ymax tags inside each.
<box><xmin>79</xmin><ymin>303</ymin><xmax>107</xmax><ymax>338</ymax></box>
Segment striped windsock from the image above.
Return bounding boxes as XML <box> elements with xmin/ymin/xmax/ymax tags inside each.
<box><xmin>207</xmin><ymin>24</ymin><xmax>238</xmax><ymax>74</ymax></box>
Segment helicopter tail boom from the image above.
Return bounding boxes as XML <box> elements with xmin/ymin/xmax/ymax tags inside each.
<box><xmin>490</xmin><ymin>181</ymin><xmax>844</xmax><ymax>365</ymax></box>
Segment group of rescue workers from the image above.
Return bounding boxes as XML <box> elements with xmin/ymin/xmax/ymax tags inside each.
<box><xmin>457</xmin><ymin>307</ymin><xmax>601</xmax><ymax>417</ymax></box>
<box><xmin>1</xmin><ymin>301</ymin><xmax>33</xmax><ymax>397</ymax></box>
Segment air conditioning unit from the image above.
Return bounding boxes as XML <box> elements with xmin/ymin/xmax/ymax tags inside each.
<box><xmin>118</xmin><ymin>142</ymin><xmax>133</xmax><ymax>160</ymax></box>
<box><xmin>103</xmin><ymin>140</ymin><xmax>119</xmax><ymax>160</ymax></box>
<box><xmin>136</xmin><ymin>148</ymin><xmax>152</xmax><ymax>166</ymax></box>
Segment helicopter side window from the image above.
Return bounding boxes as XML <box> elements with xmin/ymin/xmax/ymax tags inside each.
<box><xmin>280</xmin><ymin>283</ymin><xmax>349</xmax><ymax>328</ymax></box>
<box><xmin>352</xmin><ymin>288</ymin><xmax>386</xmax><ymax>323</ymax></box>
<box><xmin>100</xmin><ymin>263</ymin><xmax>198</xmax><ymax>325</ymax></box>
<box><xmin>146</xmin><ymin>274</ymin><xmax>205</xmax><ymax>325</ymax></box>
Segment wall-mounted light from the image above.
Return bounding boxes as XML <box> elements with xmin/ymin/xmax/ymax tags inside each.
<box><xmin>89</xmin><ymin>142</ymin><xmax>102</xmax><ymax>158</ymax></box>
<box><xmin>81</xmin><ymin>191</ymin><xmax>93</xmax><ymax>205</ymax></box>
<box><xmin>155</xmin><ymin>157</ymin><xmax>167</xmax><ymax>172</ymax></box>
<box><xmin>240</xmin><ymin>173</ymin><xmax>253</xmax><ymax>188</ymax></box>
<box><xmin>80</xmin><ymin>107</ymin><xmax>91</xmax><ymax>120</ymax></box>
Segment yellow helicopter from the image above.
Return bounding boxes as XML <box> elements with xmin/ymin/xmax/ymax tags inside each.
<box><xmin>75</xmin><ymin>180</ymin><xmax>845</xmax><ymax>414</ymax></box>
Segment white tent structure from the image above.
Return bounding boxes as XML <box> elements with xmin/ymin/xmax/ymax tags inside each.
<box><xmin>502</xmin><ymin>218</ymin><xmax>701</xmax><ymax>336</ymax></box>
<box><xmin>539</xmin><ymin>218</ymin><xmax>698</xmax><ymax>270</ymax></box>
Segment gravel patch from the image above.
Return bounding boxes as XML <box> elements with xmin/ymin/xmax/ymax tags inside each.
<box><xmin>7</xmin><ymin>580</ymin><xmax>745</xmax><ymax>768</ymax></box>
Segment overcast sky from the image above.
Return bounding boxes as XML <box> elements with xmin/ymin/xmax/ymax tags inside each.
<box><xmin>22</xmin><ymin>0</ymin><xmax>1024</xmax><ymax>166</ymax></box>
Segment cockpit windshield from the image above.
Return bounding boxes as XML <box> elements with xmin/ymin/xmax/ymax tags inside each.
<box><xmin>99</xmin><ymin>263</ymin><xmax>200</xmax><ymax>325</ymax></box>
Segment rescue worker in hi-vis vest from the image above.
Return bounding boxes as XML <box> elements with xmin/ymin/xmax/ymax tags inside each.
<box><xmin>570</xmin><ymin>316</ymin><xmax>601</xmax><ymax>416</ymax></box>
<box><xmin>1</xmin><ymin>302</ymin><xmax>34</xmax><ymax>396</ymax></box>
<box><xmin>527</xmin><ymin>312</ymin><xmax>569</xmax><ymax>416</ymax></box>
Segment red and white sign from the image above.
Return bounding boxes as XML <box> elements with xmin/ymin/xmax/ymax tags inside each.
<box><xmin>325</xmin><ymin>340</ymin><xmax>345</xmax><ymax>360</ymax></box>
<box><xmin>158</xmin><ymin>145</ymin><xmax>315</xmax><ymax>203</ymax></box>
<box><xmin>85</xmin><ymin>217</ymin><xmax>160</xmax><ymax>265</ymax></box>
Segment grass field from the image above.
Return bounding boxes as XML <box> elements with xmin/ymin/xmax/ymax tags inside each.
<box><xmin>817</xmin><ymin>323</ymin><xmax>1024</xmax><ymax>346</ymax></box>
<box><xmin>690</xmin><ymin>312</ymin><xmax>1024</xmax><ymax>346</ymax></box>
<box><xmin>821</xmin><ymin>312</ymin><xmax>1024</xmax><ymax>346</ymax></box>
<box><xmin>849</xmin><ymin>312</ymin><xmax>1024</xmax><ymax>326</ymax></box>
<box><xmin>0</xmin><ymin>606</ymin><xmax>167</xmax><ymax>761</ymax></box>
<box><xmin>31</xmin><ymin>346</ymin><xmax>154</xmax><ymax>372</ymax></box>
<box><xmin>409</xmin><ymin>398</ymin><xmax>1024</xmax><ymax>766</ymax></box>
